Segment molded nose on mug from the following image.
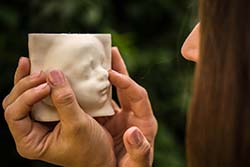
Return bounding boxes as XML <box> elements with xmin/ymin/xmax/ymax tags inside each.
<box><xmin>96</xmin><ymin>66</ymin><xmax>109</xmax><ymax>81</ymax></box>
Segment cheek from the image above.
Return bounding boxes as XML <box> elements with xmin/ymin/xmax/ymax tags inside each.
<box><xmin>73</xmin><ymin>80</ymin><xmax>101</xmax><ymax>100</ymax></box>
<box><xmin>73</xmin><ymin>80</ymin><xmax>108</xmax><ymax>110</ymax></box>
<box><xmin>73</xmin><ymin>80</ymin><xmax>94</xmax><ymax>94</ymax></box>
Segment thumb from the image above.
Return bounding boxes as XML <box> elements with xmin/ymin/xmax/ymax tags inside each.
<box><xmin>48</xmin><ymin>70</ymin><xmax>83</xmax><ymax>124</ymax></box>
<box><xmin>123</xmin><ymin>127</ymin><xmax>152</xmax><ymax>167</ymax></box>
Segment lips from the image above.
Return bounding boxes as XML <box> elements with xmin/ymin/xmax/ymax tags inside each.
<box><xmin>99</xmin><ymin>83</ymin><xmax>110</xmax><ymax>95</ymax></box>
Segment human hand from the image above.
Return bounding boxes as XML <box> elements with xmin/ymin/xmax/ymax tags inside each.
<box><xmin>97</xmin><ymin>47</ymin><xmax>158</xmax><ymax>167</ymax></box>
<box><xmin>2</xmin><ymin>57</ymin><xmax>116</xmax><ymax>167</ymax></box>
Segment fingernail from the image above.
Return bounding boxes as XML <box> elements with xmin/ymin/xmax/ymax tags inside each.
<box><xmin>30</xmin><ymin>71</ymin><xmax>42</xmax><ymax>79</ymax></box>
<box><xmin>129</xmin><ymin>129</ymin><xmax>143</xmax><ymax>145</ymax></box>
<box><xmin>35</xmin><ymin>83</ymin><xmax>48</xmax><ymax>90</ymax></box>
<box><xmin>48</xmin><ymin>70</ymin><xmax>65</xmax><ymax>86</ymax></box>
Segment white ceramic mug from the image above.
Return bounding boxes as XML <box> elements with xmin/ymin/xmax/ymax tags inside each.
<box><xmin>28</xmin><ymin>34</ymin><xmax>114</xmax><ymax>122</ymax></box>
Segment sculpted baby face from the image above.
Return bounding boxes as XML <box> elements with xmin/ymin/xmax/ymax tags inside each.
<box><xmin>43</xmin><ymin>37</ymin><xmax>110</xmax><ymax>111</ymax></box>
<box><xmin>29</xmin><ymin>34</ymin><xmax>114</xmax><ymax>121</ymax></box>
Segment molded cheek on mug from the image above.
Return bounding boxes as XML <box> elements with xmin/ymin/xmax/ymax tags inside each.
<box><xmin>94</xmin><ymin>65</ymin><xmax>109</xmax><ymax>81</ymax></box>
<box><xmin>74</xmin><ymin>79</ymin><xmax>109</xmax><ymax>103</ymax></box>
<box><xmin>69</xmin><ymin>64</ymin><xmax>110</xmax><ymax>104</ymax></box>
<box><xmin>29</xmin><ymin>34</ymin><xmax>114</xmax><ymax>122</ymax></box>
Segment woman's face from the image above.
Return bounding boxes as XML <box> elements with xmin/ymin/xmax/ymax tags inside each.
<box><xmin>181</xmin><ymin>23</ymin><xmax>200</xmax><ymax>62</ymax></box>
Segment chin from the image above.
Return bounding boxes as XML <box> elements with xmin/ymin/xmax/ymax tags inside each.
<box><xmin>78</xmin><ymin>94</ymin><xmax>107</xmax><ymax>107</ymax></box>
<box><xmin>98</xmin><ymin>94</ymin><xmax>109</xmax><ymax>104</ymax></box>
<box><xmin>91</xmin><ymin>94</ymin><xmax>108</xmax><ymax>105</ymax></box>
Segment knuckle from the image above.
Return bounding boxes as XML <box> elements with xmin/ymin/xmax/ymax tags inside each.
<box><xmin>130</xmin><ymin>85</ymin><xmax>149</xmax><ymax>103</ymax></box>
<box><xmin>138</xmin><ymin>86</ymin><xmax>149</xmax><ymax>98</ymax></box>
<box><xmin>69</xmin><ymin>120</ymin><xmax>88</xmax><ymax>135</ymax></box>
<box><xmin>68</xmin><ymin>115</ymin><xmax>90</xmax><ymax>134</ymax></box>
<box><xmin>141</xmin><ymin>87</ymin><xmax>148</xmax><ymax>96</ymax></box>
<box><xmin>16</xmin><ymin>147</ymin><xmax>29</xmax><ymax>159</ymax></box>
<box><xmin>4</xmin><ymin>105</ymin><xmax>13</xmax><ymax>121</ymax></box>
<box><xmin>154</xmin><ymin>118</ymin><xmax>158</xmax><ymax>135</ymax></box>
<box><xmin>54</xmin><ymin>88</ymin><xmax>75</xmax><ymax>106</ymax></box>
<box><xmin>133</xmin><ymin>140</ymin><xmax>151</xmax><ymax>165</ymax></box>
<box><xmin>16</xmin><ymin>137</ymin><xmax>44</xmax><ymax>160</ymax></box>
<box><xmin>18</xmin><ymin>72</ymin><xmax>45</xmax><ymax>90</ymax></box>
<box><xmin>139</xmin><ymin>141</ymin><xmax>151</xmax><ymax>159</ymax></box>
<box><xmin>70</xmin><ymin>122</ymin><xmax>84</xmax><ymax>133</ymax></box>
<box><xmin>18</xmin><ymin>76</ymin><xmax>29</xmax><ymax>86</ymax></box>
<box><xmin>124</xmin><ymin>75</ymin><xmax>130</xmax><ymax>80</ymax></box>
<box><xmin>21</xmin><ymin>90</ymin><xmax>34</xmax><ymax>107</ymax></box>
<box><xmin>16</xmin><ymin>147</ymin><xmax>36</xmax><ymax>160</ymax></box>
<box><xmin>2</xmin><ymin>95</ymin><xmax>9</xmax><ymax>110</ymax></box>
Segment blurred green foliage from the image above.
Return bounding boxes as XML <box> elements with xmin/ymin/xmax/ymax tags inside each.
<box><xmin>0</xmin><ymin>0</ymin><xmax>197</xmax><ymax>166</ymax></box>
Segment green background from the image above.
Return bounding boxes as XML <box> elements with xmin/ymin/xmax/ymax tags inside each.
<box><xmin>0</xmin><ymin>0</ymin><xmax>196</xmax><ymax>166</ymax></box>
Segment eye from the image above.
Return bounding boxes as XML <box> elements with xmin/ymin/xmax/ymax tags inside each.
<box><xmin>81</xmin><ymin>63</ymin><xmax>91</xmax><ymax>79</ymax></box>
<box><xmin>100</xmin><ymin>56</ymin><xmax>105</xmax><ymax>66</ymax></box>
<box><xmin>81</xmin><ymin>68</ymin><xmax>90</xmax><ymax>79</ymax></box>
<box><xmin>90</xmin><ymin>59</ymin><xmax>97</xmax><ymax>69</ymax></box>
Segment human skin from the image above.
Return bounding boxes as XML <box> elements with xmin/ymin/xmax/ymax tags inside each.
<box><xmin>102</xmin><ymin>25</ymin><xmax>200</xmax><ymax>166</ymax></box>
<box><xmin>2</xmin><ymin>47</ymin><xmax>158</xmax><ymax>167</ymax></box>
<box><xmin>2</xmin><ymin>58</ymin><xmax>116</xmax><ymax>167</ymax></box>
<box><xmin>102</xmin><ymin>47</ymin><xmax>158</xmax><ymax>167</ymax></box>
<box><xmin>105</xmin><ymin>24</ymin><xmax>200</xmax><ymax>166</ymax></box>
<box><xmin>2</xmin><ymin>22</ymin><xmax>200</xmax><ymax>166</ymax></box>
<box><xmin>181</xmin><ymin>23</ymin><xmax>200</xmax><ymax>62</ymax></box>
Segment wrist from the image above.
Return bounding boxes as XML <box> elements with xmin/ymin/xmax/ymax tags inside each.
<box><xmin>72</xmin><ymin>126</ymin><xmax>116</xmax><ymax>167</ymax></box>
<box><xmin>66</xmin><ymin>148</ymin><xmax>116</xmax><ymax>167</ymax></box>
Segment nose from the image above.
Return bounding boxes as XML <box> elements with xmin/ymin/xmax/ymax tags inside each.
<box><xmin>181</xmin><ymin>23</ymin><xmax>200</xmax><ymax>62</ymax></box>
<box><xmin>96</xmin><ymin>66</ymin><xmax>108</xmax><ymax>81</ymax></box>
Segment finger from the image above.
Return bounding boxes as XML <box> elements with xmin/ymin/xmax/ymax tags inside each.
<box><xmin>111</xmin><ymin>100</ymin><xmax>121</xmax><ymax>114</ymax></box>
<box><xmin>14</xmin><ymin>57</ymin><xmax>30</xmax><ymax>85</ymax></box>
<box><xmin>3</xmin><ymin>57</ymin><xmax>30</xmax><ymax>110</ymax></box>
<box><xmin>94</xmin><ymin>117</ymin><xmax>110</xmax><ymax>125</ymax></box>
<box><xmin>4</xmin><ymin>83</ymin><xmax>50</xmax><ymax>139</ymax></box>
<box><xmin>48</xmin><ymin>70</ymin><xmax>85</xmax><ymax>125</ymax></box>
<box><xmin>2</xmin><ymin>71</ymin><xmax>47</xmax><ymax>110</ymax></box>
<box><xmin>109</xmin><ymin>70</ymin><xmax>153</xmax><ymax>118</ymax></box>
<box><xmin>94</xmin><ymin>100</ymin><xmax>119</xmax><ymax>124</ymax></box>
<box><xmin>112</xmin><ymin>47</ymin><xmax>129</xmax><ymax>75</ymax></box>
<box><xmin>123</xmin><ymin>127</ymin><xmax>152</xmax><ymax>167</ymax></box>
